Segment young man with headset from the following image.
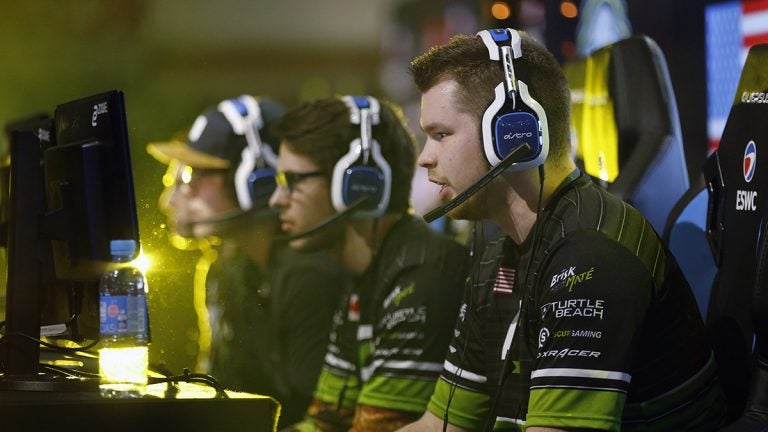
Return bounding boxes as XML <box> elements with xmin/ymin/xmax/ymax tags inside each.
<box><xmin>147</xmin><ymin>95</ymin><xmax>348</xmax><ymax>427</ymax></box>
<box><xmin>398</xmin><ymin>29</ymin><xmax>726</xmax><ymax>431</ymax></box>
<box><xmin>268</xmin><ymin>95</ymin><xmax>470</xmax><ymax>431</ymax></box>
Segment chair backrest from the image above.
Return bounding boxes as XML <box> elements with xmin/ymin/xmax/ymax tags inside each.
<box><xmin>577</xmin><ymin>35</ymin><xmax>689</xmax><ymax>233</ymax></box>
<box><xmin>662</xmin><ymin>184</ymin><xmax>717</xmax><ymax>320</ymax></box>
<box><xmin>703</xmin><ymin>43</ymin><xmax>768</xmax><ymax>425</ymax></box>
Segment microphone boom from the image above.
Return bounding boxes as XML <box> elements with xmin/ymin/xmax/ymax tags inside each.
<box><xmin>423</xmin><ymin>143</ymin><xmax>532</xmax><ymax>223</ymax></box>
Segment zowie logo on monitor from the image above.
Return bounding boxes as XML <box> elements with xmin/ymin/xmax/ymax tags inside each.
<box><xmin>91</xmin><ymin>102</ymin><xmax>109</xmax><ymax>127</ymax></box>
<box><xmin>37</xmin><ymin>128</ymin><xmax>50</xmax><ymax>142</ymax></box>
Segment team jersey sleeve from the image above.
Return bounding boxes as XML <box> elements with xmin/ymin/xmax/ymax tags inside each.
<box><xmin>425</xmin><ymin>272</ymin><xmax>493</xmax><ymax>430</ymax></box>
<box><xmin>356</xmin><ymin>250</ymin><xmax>468</xmax><ymax>416</ymax></box>
<box><xmin>525</xmin><ymin>229</ymin><xmax>654</xmax><ymax>431</ymax></box>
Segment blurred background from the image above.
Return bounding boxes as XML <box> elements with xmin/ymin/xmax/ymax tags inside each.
<box><xmin>0</xmin><ymin>0</ymin><xmax>750</xmax><ymax>374</ymax></box>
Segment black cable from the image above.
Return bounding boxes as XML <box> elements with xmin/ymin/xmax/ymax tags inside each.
<box><xmin>147</xmin><ymin>368</ymin><xmax>229</xmax><ymax>399</ymax></box>
<box><xmin>40</xmin><ymin>363</ymin><xmax>101</xmax><ymax>380</ymax></box>
<box><xmin>0</xmin><ymin>332</ymin><xmax>99</xmax><ymax>353</ymax></box>
<box><xmin>442</xmin><ymin>219</ymin><xmax>484</xmax><ymax>431</ymax></box>
<box><xmin>482</xmin><ymin>164</ymin><xmax>546</xmax><ymax>432</ymax></box>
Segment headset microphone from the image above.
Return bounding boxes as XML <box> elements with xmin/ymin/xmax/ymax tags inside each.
<box><xmin>423</xmin><ymin>142</ymin><xmax>532</xmax><ymax>223</ymax></box>
<box><xmin>274</xmin><ymin>196</ymin><xmax>370</xmax><ymax>243</ymax></box>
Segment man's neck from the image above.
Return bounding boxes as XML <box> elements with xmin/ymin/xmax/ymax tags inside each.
<box><xmin>337</xmin><ymin>213</ymin><xmax>403</xmax><ymax>275</ymax></box>
<box><xmin>492</xmin><ymin>160</ymin><xmax>576</xmax><ymax>245</ymax></box>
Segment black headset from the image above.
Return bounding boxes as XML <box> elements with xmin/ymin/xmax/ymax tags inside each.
<box><xmin>217</xmin><ymin>95</ymin><xmax>278</xmax><ymax>213</ymax></box>
<box><xmin>477</xmin><ymin>28</ymin><xmax>549</xmax><ymax>170</ymax></box>
<box><xmin>331</xmin><ymin>95</ymin><xmax>392</xmax><ymax>218</ymax></box>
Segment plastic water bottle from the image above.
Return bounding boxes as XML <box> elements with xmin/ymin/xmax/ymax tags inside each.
<box><xmin>98</xmin><ymin>239</ymin><xmax>149</xmax><ymax>398</ymax></box>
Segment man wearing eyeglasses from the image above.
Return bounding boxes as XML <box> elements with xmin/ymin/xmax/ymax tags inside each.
<box><xmin>147</xmin><ymin>95</ymin><xmax>348</xmax><ymax>428</ymax></box>
<box><xmin>268</xmin><ymin>96</ymin><xmax>470</xmax><ymax>432</ymax></box>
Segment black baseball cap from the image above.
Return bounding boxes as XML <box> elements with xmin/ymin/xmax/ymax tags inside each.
<box><xmin>147</xmin><ymin>96</ymin><xmax>283</xmax><ymax>169</ymax></box>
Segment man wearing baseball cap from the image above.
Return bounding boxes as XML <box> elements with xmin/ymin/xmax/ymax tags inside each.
<box><xmin>148</xmin><ymin>95</ymin><xmax>349</xmax><ymax>427</ymax></box>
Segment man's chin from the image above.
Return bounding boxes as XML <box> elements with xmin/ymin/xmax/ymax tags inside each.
<box><xmin>286</xmin><ymin>223</ymin><xmax>342</xmax><ymax>253</ymax></box>
<box><xmin>445</xmin><ymin>195</ymin><xmax>487</xmax><ymax>221</ymax></box>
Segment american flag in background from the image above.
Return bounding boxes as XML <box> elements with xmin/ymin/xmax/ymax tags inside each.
<box><xmin>743</xmin><ymin>0</ymin><xmax>768</xmax><ymax>46</ymax></box>
<box><xmin>706</xmin><ymin>0</ymin><xmax>768</xmax><ymax>152</ymax></box>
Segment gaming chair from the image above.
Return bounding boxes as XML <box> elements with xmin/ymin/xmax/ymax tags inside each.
<box><xmin>662</xmin><ymin>184</ymin><xmax>717</xmax><ymax>320</ymax></box>
<box><xmin>576</xmin><ymin>35</ymin><xmax>689</xmax><ymax>233</ymax></box>
<box><xmin>703</xmin><ymin>44</ymin><xmax>768</xmax><ymax>429</ymax></box>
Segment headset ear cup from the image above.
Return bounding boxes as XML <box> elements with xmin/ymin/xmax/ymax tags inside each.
<box><xmin>331</xmin><ymin>138</ymin><xmax>391</xmax><ymax>216</ymax></box>
<box><xmin>333</xmin><ymin>96</ymin><xmax>392</xmax><ymax>217</ymax></box>
<box><xmin>247</xmin><ymin>166</ymin><xmax>277</xmax><ymax>210</ymax></box>
<box><xmin>493</xmin><ymin>111</ymin><xmax>541</xmax><ymax>160</ymax></box>
<box><xmin>341</xmin><ymin>166</ymin><xmax>385</xmax><ymax>210</ymax></box>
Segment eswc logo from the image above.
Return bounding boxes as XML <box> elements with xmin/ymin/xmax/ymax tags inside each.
<box><xmin>744</xmin><ymin>140</ymin><xmax>757</xmax><ymax>183</ymax></box>
<box><xmin>737</xmin><ymin>141</ymin><xmax>758</xmax><ymax>212</ymax></box>
<box><xmin>736</xmin><ymin>190</ymin><xmax>758</xmax><ymax>211</ymax></box>
<box><xmin>91</xmin><ymin>102</ymin><xmax>109</xmax><ymax>127</ymax></box>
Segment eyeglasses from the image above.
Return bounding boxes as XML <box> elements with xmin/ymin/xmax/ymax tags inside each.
<box><xmin>165</xmin><ymin>164</ymin><xmax>229</xmax><ymax>188</ymax></box>
<box><xmin>275</xmin><ymin>170</ymin><xmax>324</xmax><ymax>193</ymax></box>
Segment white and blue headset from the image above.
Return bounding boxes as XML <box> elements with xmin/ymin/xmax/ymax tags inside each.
<box><xmin>477</xmin><ymin>28</ymin><xmax>549</xmax><ymax>169</ymax></box>
<box><xmin>331</xmin><ymin>95</ymin><xmax>392</xmax><ymax>218</ymax></box>
<box><xmin>217</xmin><ymin>95</ymin><xmax>278</xmax><ymax>212</ymax></box>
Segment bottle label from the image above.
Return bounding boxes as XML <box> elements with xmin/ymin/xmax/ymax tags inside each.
<box><xmin>100</xmin><ymin>295</ymin><xmax>147</xmax><ymax>337</ymax></box>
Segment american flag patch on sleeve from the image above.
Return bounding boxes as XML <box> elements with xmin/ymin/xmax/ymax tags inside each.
<box><xmin>493</xmin><ymin>266</ymin><xmax>516</xmax><ymax>294</ymax></box>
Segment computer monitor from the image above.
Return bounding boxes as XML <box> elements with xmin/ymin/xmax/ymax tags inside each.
<box><xmin>1</xmin><ymin>90</ymin><xmax>141</xmax><ymax>391</ymax></box>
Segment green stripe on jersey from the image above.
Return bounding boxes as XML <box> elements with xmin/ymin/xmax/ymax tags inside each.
<box><xmin>426</xmin><ymin>378</ymin><xmax>491</xmax><ymax>430</ymax></box>
<box><xmin>527</xmin><ymin>387</ymin><xmax>625</xmax><ymax>431</ymax></box>
<box><xmin>357</xmin><ymin>374</ymin><xmax>439</xmax><ymax>413</ymax></box>
<box><xmin>313</xmin><ymin>367</ymin><xmax>359</xmax><ymax>409</ymax></box>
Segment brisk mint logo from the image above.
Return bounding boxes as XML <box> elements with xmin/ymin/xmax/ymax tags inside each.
<box><xmin>550</xmin><ymin>266</ymin><xmax>575</xmax><ymax>287</ymax></box>
<box><xmin>566</xmin><ymin>267</ymin><xmax>595</xmax><ymax>292</ymax></box>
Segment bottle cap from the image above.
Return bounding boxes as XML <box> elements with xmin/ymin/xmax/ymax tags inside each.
<box><xmin>110</xmin><ymin>239</ymin><xmax>137</xmax><ymax>257</ymax></box>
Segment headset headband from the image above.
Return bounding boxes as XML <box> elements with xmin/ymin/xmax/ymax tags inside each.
<box><xmin>331</xmin><ymin>96</ymin><xmax>391</xmax><ymax>217</ymax></box>
<box><xmin>218</xmin><ymin>95</ymin><xmax>274</xmax><ymax>211</ymax></box>
<box><xmin>476</xmin><ymin>28</ymin><xmax>549</xmax><ymax>170</ymax></box>
<box><xmin>341</xmin><ymin>95</ymin><xmax>380</xmax><ymax>163</ymax></box>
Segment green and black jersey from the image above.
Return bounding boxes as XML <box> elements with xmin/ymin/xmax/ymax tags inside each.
<box><xmin>428</xmin><ymin>170</ymin><xmax>726</xmax><ymax>431</ymax></box>
<box><xmin>206</xmin><ymin>244</ymin><xmax>348</xmax><ymax>427</ymax></box>
<box><xmin>312</xmin><ymin>215</ymin><xmax>470</xmax><ymax>419</ymax></box>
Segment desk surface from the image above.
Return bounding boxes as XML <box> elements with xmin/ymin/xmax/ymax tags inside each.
<box><xmin>0</xmin><ymin>382</ymin><xmax>279</xmax><ymax>432</ymax></box>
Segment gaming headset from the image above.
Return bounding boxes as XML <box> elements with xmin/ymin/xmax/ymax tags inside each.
<box><xmin>216</xmin><ymin>95</ymin><xmax>278</xmax><ymax>213</ymax></box>
<box><xmin>423</xmin><ymin>29</ymin><xmax>549</xmax><ymax>223</ymax></box>
<box><xmin>477</xmin><ymin>28</ymin><xmax>549</xmax><ymax>169</ymax></box>
<box><xmin>331</xmin><ymin>95</ymin><xmax>392</xmax><ymax>218</ymax></box>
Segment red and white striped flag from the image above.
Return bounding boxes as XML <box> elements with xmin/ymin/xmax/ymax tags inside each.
<box><xmin>743</xmin><ymin>0</ymin><xmax>768</xmax><ymax>50</ymax></box>
<box><xmin>706</xmin><ymin>0</ymin><xmax>768</xmax><ymax>151</ymax></box>
<box><xmin>493</xmin><ymin>266</ymin><xmax>516</xmax><ymax>295</ymax></box>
